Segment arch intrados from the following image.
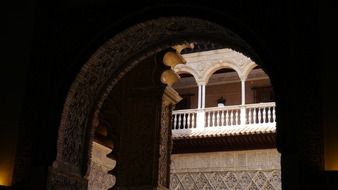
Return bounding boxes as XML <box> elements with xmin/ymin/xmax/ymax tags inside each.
<box><xmin>203</xmin><ymin>63</ymin><xmax>241</xmax><ymax>85</ymax></box>
<box><xmin>175</xmin><ymin>69</ymin><xmax>199</xmax><ymax>84</ymax></box>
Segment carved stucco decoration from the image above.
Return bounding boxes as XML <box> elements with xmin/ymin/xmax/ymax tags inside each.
<box><xmin>88</xmin><ymin>142</ymin><xmax>115</xmax><ymax>190</ymax></box>
<box><xmin>49</xmin><ymin>17</ymin><xmax>261</xmax><ymax>188</ymax></box>
<box><xmin>158</xmin><ymin>87</ymin><xmax>182</xmax><ymax>188</ymax></box>
<box><xmin>174</xmin><ymin>48</ymin><xmax>257</xmax><ymax>85</ymax></box>
<box><xmin>158</xmin><ymin>101</ymin><xmax>172</xmax><ymax>188</ymax></box>
<box><xmin>170</xmin><ymin>170</ymin><xmax>281</xmax><ymax>190</ymax></box>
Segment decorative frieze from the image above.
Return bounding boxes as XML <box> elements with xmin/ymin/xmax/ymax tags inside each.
<box><xmin>170</xmin><ymin>149</ymin><xmax>281</xmax><ymax>190</ymax></box>
<box><xmin>170</xmin><ymin>170</ymin><xmax>281</xmax><ymax>190</ymax></box>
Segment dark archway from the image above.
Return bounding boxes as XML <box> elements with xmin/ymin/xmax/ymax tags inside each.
<box><xmin>48</xmin><ymin>17</ymin><xmax>268</xmax><ymax>189</ymax></box>
<box><xmin>4</xmin><ymin>0</ymin><xmax>327</xmax><ymax>189</ymax></box>
<box><xmin>45</xmin><ymin>13</ymin><xmax>325</xmax><ymax>189</ymax></box>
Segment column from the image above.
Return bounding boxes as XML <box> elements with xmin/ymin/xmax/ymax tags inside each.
<box><xmin>240</xmin><ymin>80</ymin><xmax>247</xmax><ymax>125</ymax></box>
<box><xmin>201</xmin><ymin>84</ymin><xmax>206</xmax><ymax>109</ymax></box>
<box><xmin>197</xmin><ymin>84</ymin><xmax>206</xmax><ymax>109</ymax></box>
<box><xmin>198</xmin><ymin>85</ymin><xmax>202</xmax><ymax>109</ymax></box>
<box><xmin>196</xmin><ymin>84</ymin><xmax>206</xmax><ymax>129</ymax></box>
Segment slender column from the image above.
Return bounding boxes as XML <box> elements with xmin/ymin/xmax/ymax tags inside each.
<box><xmin>241</xmin><ymin>80</ymin><xmax>246</xmax><ymax>105</ymax></box>
<box><xmin>240</xmin><ymin>80</ymin><xmax>247</xmax><ymax>125</ymax></box>
<box><xmin>201</xmin><ymin>84</ymin><xmax>206</xmax><ymax>109</ymax></box>
<box><xmin>196</xmin><ymin>83</ymin><xmax>206</xmax><ymax>129</ymax></box>
<box><xmin>198</xmin><ymin>85</ymin><xmax>202</xmax><ymax>109</ymax></box>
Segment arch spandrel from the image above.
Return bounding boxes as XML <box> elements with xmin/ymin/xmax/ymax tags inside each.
<box><xmin>174</xmin><ymin>48</ymin><xmax>257</xmax><ymax>85</ymax></box>
<box><xmin>173</xmin><ymin>66</ymin><xmax>199</xmax><ymax>84</ymax></box>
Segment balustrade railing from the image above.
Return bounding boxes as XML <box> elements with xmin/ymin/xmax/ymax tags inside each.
<box><xmin>172</xmin><ymin>102</ymin><xmax>276</xmax><ymax>130</ymax></box>
<box><xmin>205</xmin><ymin>106</ymin><xmax>241</xmax><ymax>127</ymax></box>
<box><xmin>171</xmin><ymin>109</ymin><xmax>198</xmax><ymax>130</ymax></box>
<box><xmin>246</xmin><ymin>102</ymin><xmax>276</xmax><ymax>125</ymax></box>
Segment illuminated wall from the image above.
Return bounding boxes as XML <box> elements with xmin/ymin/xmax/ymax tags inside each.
<box><xmin>0</xmin><ymin>127</ymin><xmax>17</xmax><ymax>186</ymax></box>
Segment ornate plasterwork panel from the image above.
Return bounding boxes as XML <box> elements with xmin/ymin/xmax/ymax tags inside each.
<box><xmin>88</xmin><ymin>142</ymin><xmax>115</xmax><ymax>190</ymax></box>
<box><xmin>170</xmin><ymin>170</ymin><xmax>281</xmax><ymax>190</ymax></box>
<box><xmin>174</xmin><ymin>48</ymin><xmax>257</xmax><ymax>85</ymax></box>
<box><xmin>170</xmin><ymin>149</ymin><xmax>281</xmax><ymax>190</ymax></box>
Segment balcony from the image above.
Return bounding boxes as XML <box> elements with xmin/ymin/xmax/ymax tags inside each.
<box><xmin>171</xmin><ymin>102</ymin><xmax>276</xmax><ymax>139</ymax></box>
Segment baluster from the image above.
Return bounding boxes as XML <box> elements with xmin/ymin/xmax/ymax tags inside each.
<box><xmin>248</xmin><ymin>108</ymin><xmax>252</xmax><ymax>124</ymax></box>
<box><xmin>235</xmin><ymin>110</ymin><xmax>239</xmax><ymax>125</ymax></box>
<box><xmin>210</xmin><ymin>112</ymin><xmax>213</xmax><ymax>127</ymax></box>
<box><xmin>207</xmin><ymin>112</ymin><xmax>211</xmax><ymax>127</ymax></box>
<box><xmin>258</xmin><ymin>108</ymin><xmax>262</xmax><ymax>123</ymax></box>
<box><xmin>183</xmin><ymin>113</ymin><xmax>187</xmax><ymax>129</ymax></box>
<box><xmin>230</xmin><ymin>110</ymin><xmax>233</xmax><ymax>125</ymax></box>
<box><xmin>173</xmin><ymin>114</ymin><xmax>177</xmax><ymax>129</ymax></box>
<box><xmin>225</xmin><ymin>110</ymin><xmax>229</xmax><ymax>126</ymax></box>
<box><xmin>221</xmin><ymin>111</ymin><xmax>223</xmax><ymax>126</ymax></box>
<box><xmin>213</xmin><ymin>111</ymin><xmax>216</xmax><ymax>127</ymax></box>
<box><xmin>216</xmin><ymin>111</ymin><xmax>220</xmax><ymax>126</ymax></box>
<box><xmin>253</xmin><ymin>108</ymin><xmax>256</xmax><ymax>124</ymax></box>
<box><xmin>208</xmin><ymin>112</ymin><xmax>212</xmax><ymax>127</ymax></box>
<box><xmin>191</xmin><ymin>113</ymin><xmax>195</xmax><ymax>128</ymax></box>
<box><xmin>238</xmin><ymin>109</ymin><xmax>240</xmax><ymax>125</ymax></box>
<box><xmin>187</xmin><ymin>113</ymin><xmax>191</xmax><ymax>128</ymax></box>
<box><xmin>262</xmin><ymin>107</ymin><xmax>266</xmax><ymax>123</ymax></box>
<box><xmin>267</xmin><ymin>107</ymin><xmax>271</xmax><ymax>123</ymax></box>
<box><xmin>178</xmin><ymin>114</ymin><xmax>181</xmax><ymax>129</ymax></box>
<box><xmin>272</xmin><ymin>106</ymin><xmax>276</xmax><ymax>123</ymax></box>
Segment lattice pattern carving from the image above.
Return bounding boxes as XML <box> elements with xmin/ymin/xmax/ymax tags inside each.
<box><xmin>170</xmin><ymin>170</ymin><xmax>281</xmax><ymax>190</ymax></box>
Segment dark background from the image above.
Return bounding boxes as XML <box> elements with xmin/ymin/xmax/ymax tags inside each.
<box><xmin>3</xmin><ymin>0</ymin><xmax>338</xmax><ymax>189</ymax></box>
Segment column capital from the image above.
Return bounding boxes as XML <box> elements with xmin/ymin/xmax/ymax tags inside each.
<box><xmin>197</xmin><ymin>82</ymin><xmax>207</xmax><ymax>86</ymax></box>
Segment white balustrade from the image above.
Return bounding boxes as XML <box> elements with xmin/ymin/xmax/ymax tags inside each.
<box><xmin>205</xmin><ymin>105</ymin><xmax>241</xmax><ymax>127</ymax></box>
<box><xmin>172</xmin><ymin>109</ymin><xmax>198</xmax><ymax>129</ymax></box>
<box><xmin>246</xmin><ymin>102</ymin><xmax>276</xmax><ymax>125</ymax></box>
<box><xmin>171</xmin><ymin>102</ymin><xmax>276</xmax><ymax>131</ymax></box>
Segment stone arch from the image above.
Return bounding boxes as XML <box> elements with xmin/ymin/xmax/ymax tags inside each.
<box><xmin>242</xmin><ymin>62</ymin><xmax>258</xmax><ymax>81</ymax></box>
<box><xmin>202</xmin><ymin>62</ymin><xmax>242</xmax><ymax>85</ymax></box>
<box><xmin>174</xmin><ymin>67</ymin><xmax>199</xmax><ymax>84</ymax></box>
<box><xmin>48</xmin><ymin>17</ymin><xmax>267</xmax><ymax>189</ymax></box>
